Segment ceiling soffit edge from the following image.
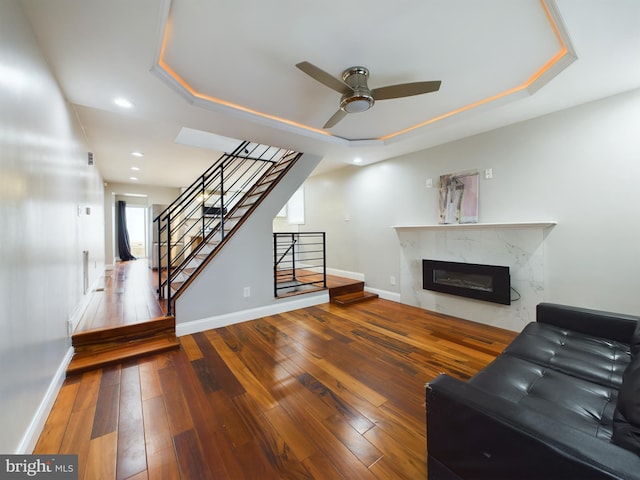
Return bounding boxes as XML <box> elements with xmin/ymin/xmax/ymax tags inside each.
<box><xmin>152</xmin><ymin>0</ymin><xmax>576</xmax><ymax>147</ymax></box>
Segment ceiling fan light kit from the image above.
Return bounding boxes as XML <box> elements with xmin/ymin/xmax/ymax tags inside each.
<box><xmin>296</xmin><ymin>61</ymin><xmax>441</xmax><ymax>129</ymax></box>
<box><xmin>340</xmin><ymin>66</ymin><xmax>375</xmax><ymax>113</ymax></box>
<box><xmin>341</xmin><ymin>96</ymin><xmax>374</xmax><ymax>113</ymax></box>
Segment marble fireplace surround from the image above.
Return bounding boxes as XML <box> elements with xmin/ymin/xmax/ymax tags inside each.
<box><xmin>394</xmin><ymin>222</ymin><xmax>556</xmax><ymax>332</ymax></box>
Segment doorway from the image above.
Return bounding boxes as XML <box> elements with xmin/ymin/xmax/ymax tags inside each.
<box><xmin>126</xmin><ymin>205</ymin><xmax>147</xmax><ymax>258</ymax></box>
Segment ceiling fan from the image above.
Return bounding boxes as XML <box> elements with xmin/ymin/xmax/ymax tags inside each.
<box><xmin>296</xmin><ymin>61</ymin><xmax>441</xmax><ymax>129</ymax></box>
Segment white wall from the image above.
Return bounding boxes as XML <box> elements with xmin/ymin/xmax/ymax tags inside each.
<box><xmin>0</xmin><ymin>0</ymin><xmax>105</xmax><ymax>453</ymax></box>
<box><xmin>302</xmin><ymin>88</ymin><xmax>640</xmax><ymax>328</ymax></box>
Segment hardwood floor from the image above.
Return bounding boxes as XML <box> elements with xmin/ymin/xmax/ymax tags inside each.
<box><xmin>76</xmin><ymin>260</ymin><xmax>165</xmax><ymax>333</ymax></box>
<box><xmin>36</xmin><ymin>260</ymin><xmax>517</xmax><ymax>479</ymax></box>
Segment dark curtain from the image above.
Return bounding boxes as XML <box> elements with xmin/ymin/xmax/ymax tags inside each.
<box><xmin>117</xmin><ymin>200</ymin><xmax>136</xmax><ymax>261</ymax></box>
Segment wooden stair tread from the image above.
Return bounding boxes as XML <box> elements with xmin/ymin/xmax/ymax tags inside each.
<box><xmin>328</xmin><ymin>281</ymin><xmax>365</xmax><ymax>299</ymax></box>
<box><xmin>326</xmin><ymin>277</ymin><xmax>378</xmax><ymax>305</ymax></box>
<box><xmin>67</xmin><ymin>335</ymin><xmax>180</xmax><ymax>376</ymax></box>
<box><xmin>331</xmin><ymin>291</ymin><xmax>379</xmax><ymax>305</ymax></box>
<box><xmin>69</xmin><ymin>316</ymin><xmax>179</xmax><ymax>376</ymax></box>
<box><xmin>72</xmin><ymin>316</ymin><xmax>175</xmax><ymax>347</ymax></box>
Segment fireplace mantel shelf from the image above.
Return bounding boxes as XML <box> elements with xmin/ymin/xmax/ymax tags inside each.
<box><xmin>392</xmin><ymin>221</ymin><xmax>557</xmax><ymax>230</ymax></box>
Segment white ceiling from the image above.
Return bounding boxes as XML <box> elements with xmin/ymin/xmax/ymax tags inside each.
<box><xmin>19</xmin><ymin>0</ymin><xmax>640</xmax><ymax>188</ymax></box>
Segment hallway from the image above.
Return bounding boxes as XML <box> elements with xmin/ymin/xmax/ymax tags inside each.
<box><xmin>76</xmin><ymin>260</ymin><xmax>166</xmax><ymax>333</ymax></box>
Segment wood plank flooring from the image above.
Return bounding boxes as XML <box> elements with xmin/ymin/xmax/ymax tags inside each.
<box><xmin>36</xmin><ymin>296</ymin><xmax>516</xmax><ymax>479</ymax></box>
<box><xmin>77</xmin><ymin>260</ymin><xmax>165</xmax><ymax>333</ymax></box>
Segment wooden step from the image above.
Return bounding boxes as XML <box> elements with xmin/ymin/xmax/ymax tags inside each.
<box><xmin>270</xmin><ymin>163</ymin><xmax>289</xmax><ymax>174</ymax></box>
<box><xmin>329</xmin><ymin>281</ymin><xmax>365</xmax><ymax>300</ymax></box>
<box><xmin>331</xmin><ymin>290</ymin><xmax>379</xmax><ymax>306</ymax></box>
<box><xmin>72</xmin><ymin>316</ymin><xmax>175</xmax><ymax>349</ymax></box>
<box><xmin>262</xmin><ymin>171</ymin><xmax>280</xmax><ymax>182</ymax></box>
<box><xmin>252</xmin><ymin>183</ymin><xmax>270</xmax><ymax>193</ymax></box>
<box><xmin>67</xmin><ymin>336</ymin><xmax>180</xmax><ymax>376</ymax></box>
<box><xmin>328</xmin><ymin>280</ymin><xmax>378</xmax><ymax>305</ymax></box>
<box><xmin>68</xmin><ymin>316</ymin><xmax>180</xmax><ymax>376</ymax></box>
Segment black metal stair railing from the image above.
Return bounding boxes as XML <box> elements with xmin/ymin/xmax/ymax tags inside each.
<box><xmin>155</xmin><ymin>141</ymin><xmax>300</xmax><ymax>314</ymax></box>
<box><xmin>273</xmin><ymin>232</ymin><xmax>326</xmax><ymax>297</ymax></box>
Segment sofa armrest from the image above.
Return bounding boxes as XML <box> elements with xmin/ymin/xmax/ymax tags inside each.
<box><xmin>426</xmin><ymin>374</ymin><xmax>640</xmax><ymax>480</ymax></box>
<box><xmin>537</xmin><ymin>303</ymin><xmax>639</xmax><ymax>343</ymax></box>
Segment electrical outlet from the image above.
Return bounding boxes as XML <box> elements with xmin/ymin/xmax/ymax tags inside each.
<box><xmin>425</xmin><ymin>178</ymin><xmax>433</xmax><ymax>188</ymax></box>
<box><xmin>484</xmin><ymin>168</ymin><xmax>493</xmax><ymax>179</ymax></box>
<box><xmin>390</xmin><ymin>276</ymin><xmax>397</xmax><ymax>286</ymax></box>
<box><xmin>243</xmin><ymin>286</ymin><xmax>251</xmax><ymax>298</ymax></box>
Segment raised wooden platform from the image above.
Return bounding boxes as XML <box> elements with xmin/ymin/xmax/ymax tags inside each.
<box><xmin>67</xmin><ymin>316</ymin><xmax>180</xmax><ymax>376</ymax></box>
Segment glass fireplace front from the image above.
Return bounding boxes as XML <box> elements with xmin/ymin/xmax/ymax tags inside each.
<box><xmin>422</xmin><ymin>259</ymin><xmax>511</xmax><ymax>305</ymax></box>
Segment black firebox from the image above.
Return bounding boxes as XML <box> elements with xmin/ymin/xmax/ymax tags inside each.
<box><xmin>422</xmin><ymin>259</ymin><xmax>511</xmax><ymax>305</ymax></box>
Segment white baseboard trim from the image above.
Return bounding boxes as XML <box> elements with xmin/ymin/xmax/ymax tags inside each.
<box><xmin>326</xmin><ymin>268</ymin><xmax>365</xmax><ymax>281</ymax></box>
<box><xmin>365</xmin><ymin>287</ymin><xmax>401</xmax><ymax>303</ymax></box>
<box><xmin>17</xmin><ymin>347</ymin><xmax>74</xmax><ymax>454</ymax></box>
<box><xmin>176</xmin><ymin>292</ymin><xmax>330</xmax><ymax>337</ymax></box>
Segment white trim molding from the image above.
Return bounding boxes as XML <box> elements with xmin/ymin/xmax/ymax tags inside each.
<box><xmin>326</xmin><ymin>268</ymin><xmax>365</xmax><ymax>282</ymax></box>
<box><xmin>17</xmin><ymin>347</ymin><xmax>74</xmax><ymax>454</ymax></box>
<box><xmin>366</xmin><ymin>287</ymin><xmax>401</xmax><ymax>303</ymax></box>
<box><xmin>176</xmin><ymin>292</ymin><xmax>329</xmax><ymax>337</ymax></box>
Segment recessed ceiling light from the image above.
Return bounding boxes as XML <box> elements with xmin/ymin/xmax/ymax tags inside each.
<box><xmin>114</xmin><ymin>97</ymin><xmax>134</xmax><ymax>108</ymax></box>
<box><xmin>354</xmin><ymin>157</ymin><xmax>363</xmax><ymax>164</ymax></box>
<box><xmin>129</xmin><ymin>176</ymin><xmax>138</xmax><ymax>181</ymax></box>
<box><xmin>131</xmin><ymin>151</ymin><xmax>144</xmax><ymax>157</ymax></box>
<box><xmin>131</xmin><ymin>166</ymin><xmax>140</xmax><ymax>171</ymax></box>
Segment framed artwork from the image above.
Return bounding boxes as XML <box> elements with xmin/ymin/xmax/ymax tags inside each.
<box><xmin>438</xmin><ymin>169</ymin><xmax>479</xmax><ymax>224</ymax></box>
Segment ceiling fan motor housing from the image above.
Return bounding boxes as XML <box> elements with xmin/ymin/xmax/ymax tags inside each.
<box><xmin>340</xmin><ymin>66</ymin><xmax>375</xmax><ymax>113</ymax></box>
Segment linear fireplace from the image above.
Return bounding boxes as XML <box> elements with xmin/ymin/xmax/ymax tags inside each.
<box><xmin>422</xmin><ymin>259</ymin><xmax>511</xmax><ymax>305</ymax></box>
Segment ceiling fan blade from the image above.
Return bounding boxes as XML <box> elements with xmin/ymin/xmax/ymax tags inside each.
<box><xmin>372</xmin><ymin>80</ymin><xmax>441</xmax><ymax>101</ymax></box>
<box><xmin>296</xmin><ymin>61</ymin><xmax>352</xmax><ymax>95</ymax></box>
<box><xmin>323</xmin><ymin>109</ymin><xmax>347</xmax><ymax>129</ymax></box>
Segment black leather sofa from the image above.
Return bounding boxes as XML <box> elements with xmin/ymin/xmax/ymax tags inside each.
<box><xmin>426</xmin><ymin>303</ymin><xmax>640</xmax><ymax>480</ymax></box>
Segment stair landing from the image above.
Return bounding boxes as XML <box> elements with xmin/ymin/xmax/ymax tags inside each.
<box><xmin>275</xmin><ymin>272</ymin><xmax>380</xmax><ymax>305</ymax></box>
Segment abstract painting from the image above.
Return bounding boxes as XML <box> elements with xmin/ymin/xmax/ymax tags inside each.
<box><xmin>438</xmin><ymin>169</ymin><xmax>479</xmax><ymax>224</ymax></box>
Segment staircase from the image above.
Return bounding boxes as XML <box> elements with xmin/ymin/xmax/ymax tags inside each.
<box><xmin>155</xmin><ymin>142</ymin><xmax>302</xmax><ymax>314</ymax></box>
<box><xmin>66</xmin><ymin>142</ymin><xmax>305</xmax><ymax>375</ymax></box>
<box><xmin>67</xmin><ymin>316</ymin><xmax>180</xmax><ymax>376</ymax></box>
<box><xmin>329</xmin><ymin>280</ymin><xmax>379</xmax><ymax>305</ymax></box>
